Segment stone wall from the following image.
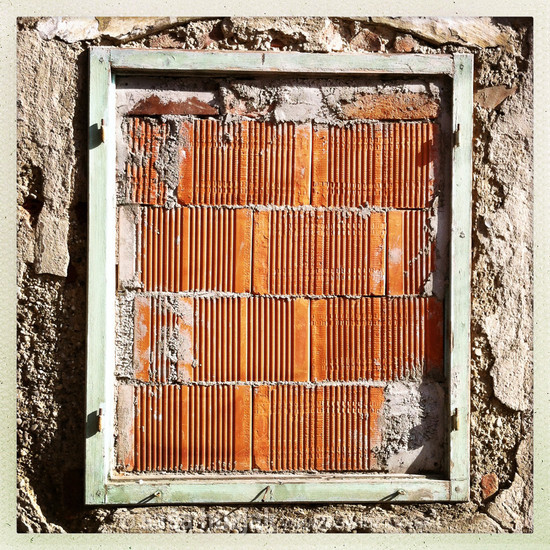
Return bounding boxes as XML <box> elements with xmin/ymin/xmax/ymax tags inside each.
<box><xmin>16</xmin><ymin>16</ymin><xmax>533</xmax><ymax>533</ymax></box>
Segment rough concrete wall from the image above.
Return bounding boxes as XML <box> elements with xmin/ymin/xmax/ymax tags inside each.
<box><xmin>16</xmin><ymin>16</ymin><xmax>533</xmax><ymax>533</ymax></box>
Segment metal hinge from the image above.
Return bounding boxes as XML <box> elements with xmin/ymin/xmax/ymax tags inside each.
<box><xmin>100</xmin><ymin>119</ymin><xmax>106</xmax><ymax>143</ymax></box>
<box><xmin>98</xmin><ymin>406</ymin><xmax>104</xmax><ymax>432</ymax></box>
<box><xmin>451</xmin><ymin>408</ymin><xmax>459</xmax><ymax>431</ymax></box>
<box><xmin>453</xmin><ymin>124</ymin><xmax>460</xmax><ymax>147</ymax></box>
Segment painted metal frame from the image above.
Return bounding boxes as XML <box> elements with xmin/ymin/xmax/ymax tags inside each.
<box><xmin>86</xmin><ymin>48</ymin><xmax>473</xmax><ymax>506</ymax></box>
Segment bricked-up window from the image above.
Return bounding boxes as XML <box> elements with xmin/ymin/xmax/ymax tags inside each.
<box><xmin>87</xmin><ymin>50</ymin><xmax>472</xmax><ymax>505</ymax></box>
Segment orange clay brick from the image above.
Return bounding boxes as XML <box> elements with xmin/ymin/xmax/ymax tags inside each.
<box><xmin>126</xmin><ymin>117</ymin><xmax>169</xmax><ymax>205</ymax></box>
<box><xmin>368</xmin><ymin>386</ymin><xmax>385</xmax><ymax>470</ymax></box>
<box><xmin>311</xmin><ymin>297</ymin><xmax>440</xmax><ymax>382</ymax></box>
<box><xmin>314</xmin><ymin>211</ymin><xmax>326</xmax><ymax>294</ymax></box>
<box><xmin>177</xmin><ymin>297</ymin><xmax>194</xmax><ymax>383</ymax></box>
<box><xmin>370</xmin><ymin>299</ymin><xmax>383</xmax><ymax>380</ymax></box>
<box><xmin>177</xmin><ymin>120</ymin><xmax>195</xmax><ymax>205</ymax></box>
<box><xmin>180</xmin><ymin>385</ymin><xmax>189</xmax><ymax>470</ymax></box>
<box><xmin>177</xmin><ymin>120</ymin><xmax>313</xmax><ymax>206</ymax></box>
<box><xmin>137</xmin><ymin>296</ymin><xmax>316</xmax><ymax>383</ymax></box>
<box><xmin>310</xmin><ymin>122</ymin><xmax>437</xmax><ymax>208</ymax></box>
<box><xmin>178</xmin><ymin>120</ymin><xmax>250</xmax><ymax>206</ymax></box>
<box><xmin>315</xmin><ymin>386</ymin><xmax>325</xmax><ymax>470</ymax></box>
<box><xmin>134</xmin><ymin>295</ymin><xmax>152</xmax><ymax>382</ymax></box>
<box><xmin>294</xmin><ymin>123</ymin><xmax>312</xmax><ymax>205</ymax></box>
<box><xmin>368</xmin><ymin>212</ymin><xmax>387</xmax><ymax>296</ymax></box>
<box><xmin>239</xmin><ymin>298</ymin><xmax>248</xmax><ymax>382</ymax></box>
<box><xmin>250</xmin><ymin>385</ymin><xmax>385</xmax><ymax>471</ymax></box>
<box><xmin>136</xmin><ymin>207</ymin><xmax>190</xmax><ymax>292</ymax></box>
<box><xmin>373</xmin><ymin>123</ymin><xmax>384</xmax><ymax>206</ymax></box>
<box><xmin>251</xmin><ymin>209</ymin><xmax>391</xmax><ymax>296</ymax></box>
<box><xmin>402</xmin><ymin>210</ymin><xmax>435</xmax><ymax>295</ymax></box>
<box><xmin>387</xmin><ymin>210</ymin><xmax>405</xmax><ymax>295</ymax></box>
<box><xmin>341</xmin><ymin>92</ymin><xmax>440</xmax><ymax>121</ymax></box>
<box><xmin>137</xmin><ymin>207</ymin><xmax>253</xmax><ymax>293</ymax></box>
<box><xmin>247</xmin><ymin>298</ymin><xmax>309</xmax><ymax>382</ymax></box>
<box><xmin>234</xmin><ymin>208</ymin><xmax>252</xmax><ymax>293</ymax></box>
<box><xmin>312</xmin><ymin>125</ymin><xmax>329</xmax><ymax>205</ymax></box>
<box><xmin>252</xmin><ymin>210</ymin><xmax>270</xmax><ymax>294</ymax></box>
<box><xmin>234</xmin><ymin>385</ymin><xmax>252</xmax><ymax>470</ymax></box>
<box><xmin>293</xmin><ymin>298</ymin><xmax>310</xmax><ymax>382</ymax></box>
<box><xmin>252</xmin><ymin>386</ymin><xmax>271</xmax><ymax>470</ymax></box>
<box><xmin>134</xmin><ymin>296</ymin><xmax>192</xmax><ymax>383</ymax></box>
<box><xmin>310</xmin><ymin>299</ymin><xmax>327</xmax><ymax>381</ymax></box>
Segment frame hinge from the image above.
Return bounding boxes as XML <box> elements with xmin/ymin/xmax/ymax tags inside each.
<box><xmin>451</xmin><ymin>408</ymin><xmax>459</xmax><ymax>431</ymax></box>
<box><xmin>98</xmin><ymin>406</ymin><xmax>104</xmax><ymax>432</ymax></box>
<box><xmin>100</xmin><ymin>119</ymin><xmax>106</xmax><ymax>143</ymax></box>
<box><xmin>453</xmin><ymin>124</ymin><xmax>460</xmax><ymax>147</ymax></box>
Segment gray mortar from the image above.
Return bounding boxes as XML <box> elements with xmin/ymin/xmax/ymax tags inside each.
<box><xmin>116</xmin><ymin>75</ymin><xmax>444</xmax><ymax>125</ymax></box>
<box><xmin>375</xmin><ymin>380</ymin><xmax>445</xmax><ymax>474</ymax></box>
<box><xmin>16</xmin><ymin>17</ymin><xmax>533</xmax><ymax>534</ymax></box>
<box><xmin>114</xmin><ymin>293</ymin><xmax>135</xmax><ymax>379</ymax></box>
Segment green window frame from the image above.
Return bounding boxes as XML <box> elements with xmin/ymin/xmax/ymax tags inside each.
<box><xmin>86</xmin><ymin>48</ymin><xmax>473</xmax><ymax>505</ymax></box>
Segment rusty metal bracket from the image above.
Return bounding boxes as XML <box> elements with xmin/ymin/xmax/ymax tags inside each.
<box><xmin>453</xmin><ymin>123</ymin><xmax>461</xmax><ymax>147</ymax></box>
<box><xmin>97</xmin><ymin>407</ymin><xmax>104</xmax><ymax>432</ymax></box>
<box><xmin>451</xmin><ymin>408</ymin><xmax>460</xmax><ymax>431</ymax></box>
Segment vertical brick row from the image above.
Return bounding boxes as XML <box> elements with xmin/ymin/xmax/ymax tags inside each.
<box><xmin>312</xmin><ymin>122</ymin><xmax>436</xmax><ymax>208</ymax></box>
<box><xmin>126</xmin><ymin>117</ymin><xmax>169</xmax><ymax>205</ymax></box>
<box><xmin>131</xmin><ymin>384</ymin><xmax>251</xmax><ymax>472</ymax></box>
<box><xmin>136</xmin><ymin>206</ymin><xmax>252</xmax><ymax>292</ymax></box>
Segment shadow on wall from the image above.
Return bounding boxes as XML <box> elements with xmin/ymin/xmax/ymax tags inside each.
<box><xmin>18</xmin><ymin>47</ymin><xmax>102</xmax><ymax>532</ymax></box>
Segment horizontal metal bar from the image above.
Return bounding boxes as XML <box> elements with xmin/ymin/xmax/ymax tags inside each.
<box><xmin>101</xmin><ymin>478</ymin><xmax>458</xmax><ymax>505</ymax></box>
<box><xmin>105</xmin><ymin>48</ymin><xmax>454</xmax><ymax>75</ymax></box>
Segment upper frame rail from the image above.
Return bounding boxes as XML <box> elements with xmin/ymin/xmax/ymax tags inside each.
<box><xmin>105</xmin><ymin>48</ymin><xmax>454</xmax><ymax>75</ymax></box>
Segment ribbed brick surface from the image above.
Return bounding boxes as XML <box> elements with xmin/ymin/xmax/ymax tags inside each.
<box><xmin>310</xmin><ymin>297</ymin><xmax>444</xmax><ymax>381</ymax></box>
<box><xmin>118</xmin><ymin>109</ymin><xmax>445</xmax><ymax>475</ymax></box>
<box><xmin>135</xmin><ymin>206</ymin><xmax>252</xmax><ymax>292</ymax></box>
<box><xmin>253</xmin><ymin>209</ymin><xmax>433</xmax><ymax>296</ymax></box>
<box><xmin>252</xmin><ymin>385</ymin><xmax>384</xmax><ymax>471</ymax></box>
<box><xmin>126</xmin><ymin>117</ymin><xmax>169</xmax><ymax>205</ymax></box>
<box><xmin>312</xmin><ymin>122</ymin><xmax>436</xmax><ymax>208</ymax></box>
<box><xmin>133</xmin><ymin>296</ymin><xmax>442</xmax><ymax>383</ymax></box>
<box><xmin>125</xmin><ymin>384</ymin><xmax>251</xmax><ymax>472</ymax></box>
<box><xmin>178</xmin><ymin>120</ymin><xmax>311</xmax><ymax>206</ymax></box>
<box><xmin>133</xmin><ymin>296</ymin><xmax>309</xmax><ymax>383</ymax></box>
